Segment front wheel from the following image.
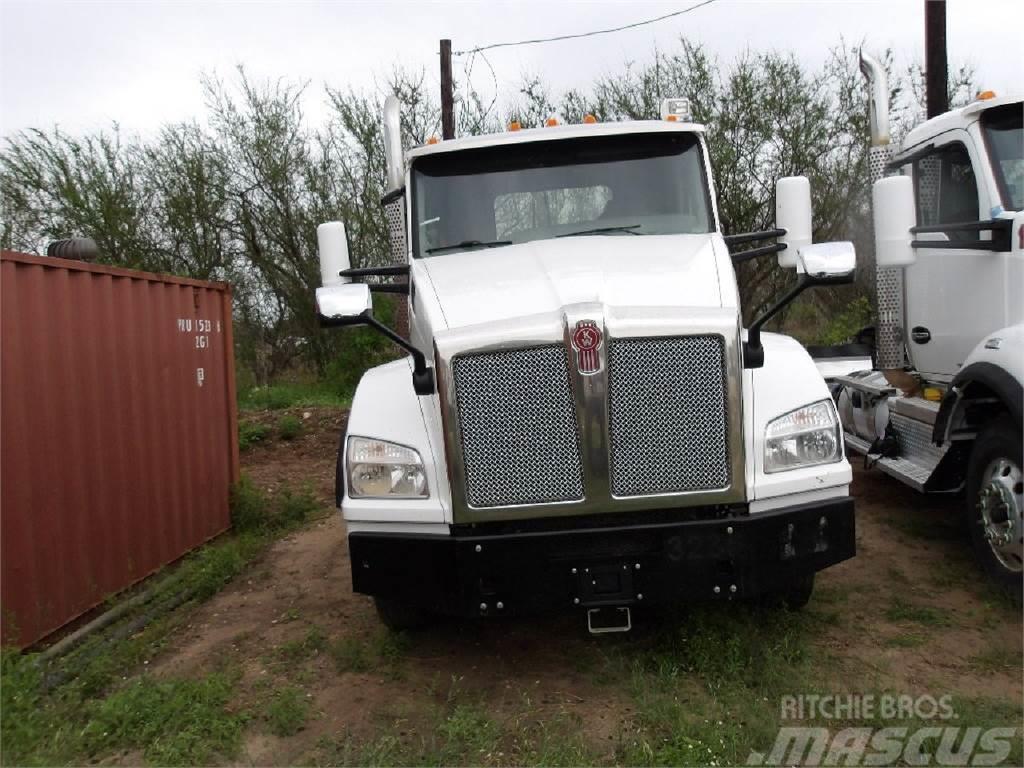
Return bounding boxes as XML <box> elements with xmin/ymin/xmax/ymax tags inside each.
<box><xmin>782</xmin><ymin>573</ymin><xmax>815</xmax><ymax>610</ymax></box>
<box><xmin>966</xmin><ymin>423</ymin><xmax>1023</xmax><ymax>601</ymax></box>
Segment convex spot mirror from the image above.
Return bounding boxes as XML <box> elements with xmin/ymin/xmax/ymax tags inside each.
<box><xmin>797</xmin><ymin>241</ymin><xmax>856</xmax><ymax>284</ymax></box>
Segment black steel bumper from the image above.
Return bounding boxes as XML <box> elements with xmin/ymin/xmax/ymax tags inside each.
<box><xmin>348</xmin><ymin>497</ymin><xmax>855</xmax><ymax>617</ymax></box>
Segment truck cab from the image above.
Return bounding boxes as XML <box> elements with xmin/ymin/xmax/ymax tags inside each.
<box><xmin>837</xmin><ymin>55</ymin><xmax>1022</xmax><ymax>599</ymax></box>
<box><xmin>317</xmin><ymin>100</ymin><xmax>858</xmax><ymax>631</ymax></box>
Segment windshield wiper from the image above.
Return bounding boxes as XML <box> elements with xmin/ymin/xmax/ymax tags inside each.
<box><xmin>425</xmin><ymin>239</ymin><xmax>512</xmax><ymax>255</ymax></box>
<box><xmin>556</xmin><ymin>225</ymin><xmax>643</xmax><ymax>238</ymax></box>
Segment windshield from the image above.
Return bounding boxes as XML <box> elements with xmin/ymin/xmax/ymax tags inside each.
<box><xmin>411</xmin><ymin>132</ymin><xmax>713</xmax><ymax>258</ymax></box>
<box><xmin>982</xmin><ymin>103</ymin><xmax>1023</xmax><ymax>211</ymax></box>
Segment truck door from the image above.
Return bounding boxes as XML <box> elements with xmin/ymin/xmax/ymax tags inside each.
<box><xmin>905</xmin><ymin>130</ymin><xmax>1001</xmax><ymax>379</ymax></box>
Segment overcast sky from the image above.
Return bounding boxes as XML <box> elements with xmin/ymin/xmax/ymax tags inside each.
<box><xmin>0</xmin><ymin>0</ymin><xmax>1020</xmax><ymax>139</ymax></box>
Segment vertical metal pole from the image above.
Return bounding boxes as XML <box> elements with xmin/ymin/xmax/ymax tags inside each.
<box><xmin>440</xmin><ymin>39</ymin><xmax>455</xmax><ymax>140</ymax></box>
<box><xmin>925</xmin><ymin>0</ymin><xmax>949</xmax><ymax>119</ymax></box>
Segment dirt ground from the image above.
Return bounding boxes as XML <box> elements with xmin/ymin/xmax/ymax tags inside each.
<box><xmin>151</xmin><ymin>407</ymin><xmax>1023</xmax><ymax>766</ymax></box>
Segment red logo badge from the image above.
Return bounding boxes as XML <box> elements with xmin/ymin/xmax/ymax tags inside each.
<box><xmin>571</xmin><ymin>320</ymin><xmax>603</xmax><ymax>375</ymax></box>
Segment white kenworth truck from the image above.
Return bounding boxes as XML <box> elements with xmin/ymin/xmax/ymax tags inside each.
<box><xmin>834</xmin><ymin>54</ymin><xmax>1022</xmax><ymax>598</ymax></box>
<box><xmin>315</xmin><ymin>97</ymin><xmax>859</xmax><ymax>632</ymax></box>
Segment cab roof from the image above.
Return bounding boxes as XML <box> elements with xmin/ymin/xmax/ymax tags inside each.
<box><xmin>406</xmin><ymin>120</ymin><xmax>706</xmax><ymax>162</ymax></box>
<box><xmin>901</xmin><ymin>92</ymin><xmax>1023</xmax><ymax>153</ymax></box>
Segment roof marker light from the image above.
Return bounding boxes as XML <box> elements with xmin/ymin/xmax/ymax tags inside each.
<box><xmin>660</xmin><ymin>97</ymin><xmax>692</xmax><ymax>122</ymax></box>
<box><xmin>509</xmin><ymin>121</ymin><xmax>521</xmax><ymax>131</ymax></box>
<box><xmin>545</xmin><ymin>117</ymin><xmax>559</xmax><ymax>127</ymax></box>
<box><xmin>977</xmin><ymin>90</ymin><xmax>997</xmax><ymax>101</ymax></box>
<box><xmin>583</xmin><ymin>114</ymin><xmax>597</xmax><ymax>124</ymax></box>
<box><xmin>426</xmin><ymin>136</ymin><xmax>440</xmax><ymax>145</ymax></box>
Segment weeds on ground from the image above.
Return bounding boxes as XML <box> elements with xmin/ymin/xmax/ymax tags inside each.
<box><xmin>265</xmin><ymin>686</ymin><xmax>310</xmax><ymax>737</ymax></box>
<box><xmin>230</xmin><ymin>476</ymin><xmax>318</xmax><ymax>534</ymax></box>
<box><xmin>1</xmin><ymin>477</ymin><xmax>322</xmax><ymax>766</ymax></box>
<box><xmin>84</xmin><ymin>672</ymin><xmax>246</xmax><ymax>764</ymax></box>
<box><xmin>239</xmin><ymin>381</ymin><xmax>350</xmax><ymax>411</ymax></box>
<box><xmin>238</xmin><ymin>420</ymin><xmax>271</xmax><ymax>450</ymax></box>
<box><xmin>278</xmin><ymin>414</ymin><xmax>303</xmax><ymax>440</ymax></box>
<box><xmin>330</xmin><ymin>630</ymin><xmax>409</xmax><ymax>676</ymax></box>
<box><xmin>884</xmin><ymin>596</ymin><xmax>951</xmax><ymax>627</ymax></box>
<box><xmin>276</xmin><ymin>626</ymin><xmax>328</xmax><ymax>664</ymax></box>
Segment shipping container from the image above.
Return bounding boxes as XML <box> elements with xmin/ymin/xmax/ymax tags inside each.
<box><xmin>1</xmin><ymin>250</ymin><xmax>239</xmax><ymax>647</ymax></box>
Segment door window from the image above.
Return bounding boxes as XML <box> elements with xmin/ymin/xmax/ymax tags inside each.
<box><xmin>913</xmin><ymin>143</ymin><xmax>979</xmax><ymax>234</ymax></box>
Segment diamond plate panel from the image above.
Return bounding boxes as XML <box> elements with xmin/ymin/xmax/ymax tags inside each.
<box><xmin>608</xmin><ymin>336</ymin><xmax>730</xmax><ymax>496</ymax></box>
<box><xmin>452</xmin><ymin>346</ymin><xmax>584</xmax><ymax>508</ymax></box>
<box><xmin>892</xmin><ymin>413</ymin><xmax>948</xmax><ymax>469</ymax></box>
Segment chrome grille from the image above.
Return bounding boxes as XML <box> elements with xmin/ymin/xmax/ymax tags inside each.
<box><xmin>452</xmin><ymin>346</ymin><xmax>584</xmax><ymax>508</ymax></box>
<box><xmin>608</xmin><ymin>335</ymin><xmax>730</xmax><ymax>496</ymax></box>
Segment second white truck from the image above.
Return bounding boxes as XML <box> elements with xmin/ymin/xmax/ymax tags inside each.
<box><xmin>831</xmin><ymin>54</ymin><xmax>1022</xmax><ymax>598</ymax></box>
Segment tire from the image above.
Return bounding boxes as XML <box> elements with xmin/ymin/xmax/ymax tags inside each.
<box><xmin>782</xmin><ymin>573</ymin><xmax>815</xmax><ymax>611</ymax></box>
<box><xmin>373</xmin><ymin>597</ymin><xmax>432</xmax><ymax>631</ymax></box>
<box><xmin>966</xmin><ymin>422</ymin><xmax>1024</xmax><ymax>602</ymax></box>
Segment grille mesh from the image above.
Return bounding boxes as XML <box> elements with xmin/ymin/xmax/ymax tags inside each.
<box><xmin>608</xmin><ymin>335</ymin><xmax>730</xmax><ymax>496</ymax></box>
<box><xmin>452</xmin><ymin>346</ymin><xmax>584</xmax><ymax>508</ymax></box>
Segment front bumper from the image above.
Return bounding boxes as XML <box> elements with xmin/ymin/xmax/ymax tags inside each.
<box><xmin>347</xmin><ymin>497</ymin><xmax>854</xmax><ymax>617</ymax></box>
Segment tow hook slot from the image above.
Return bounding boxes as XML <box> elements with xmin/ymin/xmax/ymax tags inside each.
<box><xmin>587</xmin><ymin>606</ymin><xmax>631</xmax><ymax>634</ymax></box>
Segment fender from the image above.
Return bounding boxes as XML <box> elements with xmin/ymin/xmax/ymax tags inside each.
<box><xmin>933</xmin><ymin>325</ymin><xmax>1024</xmax><ymax>444</ymax></box>
<box><xmin>341</xmin><ymin>357</ymin><xmax>450</xmax><ymax>524</ymax></box>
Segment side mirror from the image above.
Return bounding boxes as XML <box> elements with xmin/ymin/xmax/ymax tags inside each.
<box><xmin>316</xmin><ymin>220</ymin><xmax>373</xmax><ymax>325</ymax></box>
<box><xmin>317</xmin><ymin>221</ymin><xmax>351</xmax><ymax>287</ymax></box>
<box><xmin>797</xmin><ymin>241</ymin><xmax>856</xmax><ymax>284</ymax></box>
<box><xmin>744</xmin><ymin>240</ymin><xmax>858</xmax><ymax>368</ymax></box>
<box><xmin>873</xmin><ymin>175</ymin><xmax>917</xmax><ymax>267</ymax></box>
<box><xmin>316</xmin><ymin>283</ymin><xmax>372</xmax><ymax>326</ymax></box>
<box><xmin>775</xmin><ymin>176</ymin><xmax>812</xmax><ymax>268</ymax></box>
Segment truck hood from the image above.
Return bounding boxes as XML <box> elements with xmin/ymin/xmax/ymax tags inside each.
<box><xmin>420</xmin><ymin>234</ymin><xmax>725</xmax><ymax>330</ymax></box>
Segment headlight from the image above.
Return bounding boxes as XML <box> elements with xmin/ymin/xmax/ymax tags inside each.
<box><xmin>764</xmin><ymin>400</ymin><xmax>841</xmax><ymax>473</ymax></box>
<box><xmin>347</xmin><ymin>436</ymin><xmax>428</xmax><ymax>498</ymax></box>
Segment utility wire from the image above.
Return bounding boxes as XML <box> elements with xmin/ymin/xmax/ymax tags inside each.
<box><xmin>452</xmin><ymin>0</ymin><xmax>719</xmax><ymax>56</ymax></box>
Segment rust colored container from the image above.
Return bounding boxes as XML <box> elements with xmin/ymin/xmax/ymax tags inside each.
<box><xmin>1</xmin><ymin>251</ymin><xmax>240</xmax><ymax>647</ymax></box>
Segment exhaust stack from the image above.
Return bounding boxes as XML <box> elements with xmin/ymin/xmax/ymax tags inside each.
<box><xmin>860</xmin><ymin>50</ymin><xmax>906</xmax><ymax>376</ymax></box>
<box><xmin>383</xmin><ymin>95</ymin><xmax>403</xmax><ymax>194</ymax></box>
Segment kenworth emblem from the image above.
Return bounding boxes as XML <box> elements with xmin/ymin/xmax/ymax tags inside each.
<box><xmin>571</xmin><ymin>320</ymin><xmax>603</xmax><ymax>375</ymax></box>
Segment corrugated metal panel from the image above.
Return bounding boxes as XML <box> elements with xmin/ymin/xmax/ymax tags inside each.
<box><xmin>1</xmin><ymin>250</ymin><xmax>240</xmax><ymax>647</ymax></box>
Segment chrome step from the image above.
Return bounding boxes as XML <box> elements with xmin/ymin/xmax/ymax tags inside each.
<box><xmin>844</xmin><ymin>432</ymin><xmax>938</xmax><ymax>492</ymax></box>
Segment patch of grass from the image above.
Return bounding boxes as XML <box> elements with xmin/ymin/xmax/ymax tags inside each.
<box><xmin>329</xmin><ymin>630</ymin><xmax>408</xmax><ymax>676</ymax></box>
<box><xmin>277</xmin><ymin>626</ymin><xmax>327</xmax><ymax>663</ymax></box>
<box><xmin>278</xmin><ymin>414</ymin><xmax>303</xmax><ymax>440</ymax></box>
<box><xmin>435</xmin><ymin>703</ymin><xmax>500</xmax><ymax>764</ymax></box>
<box><xmin>265</xmin><ymin>686</ymin><xmax>310</xmax><ymax>737</ymax></box>
<box><xmin>329</xmin><ymin>636</ymin><xmax>373</xmax><ymax>674</ymax></box>
<box><xmin>884</xmin><ymin>596</ymin><xmax>951</xmax><ymax>627</ymax></box>
<box><xmin>969</xmin><ymin>645</ymin><xmax>1020</xmax><ymax>674</ymax></box>
<box><xmin>230</xmin><ymin>476</ymin><xmax>319</xmax><ymax>534</ymax></box>
<box><xmin>883</xmin><ymin>633</ymin><xmax>927</xmax><ymax>649</ymax></box>
<box><xmin>83</xmin><ymin>672</ymin><xmax>246</xmax><ymax>765</ymax></box>
<box><xmin>1</xmin><ymin>475</ymin><xmax>321</xmax><ymax>765</ymax></box>
<box><xmin>239</xmin><ymin>382</ymin><xmax>350</xmax><ymax>411</ymax></box>
<box><xmin>238</xmin><ymin>420</ymin><xmax>271</xmax><ymax>450</ymax></box>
